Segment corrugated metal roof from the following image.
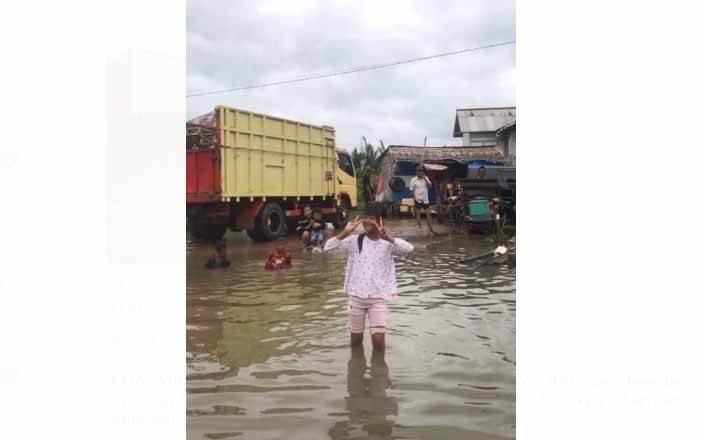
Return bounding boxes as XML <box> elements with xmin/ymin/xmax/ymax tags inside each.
<box><xmin>454</xmin><ymin>107</ymin><xmax>516</xmax><ymax>136</ymax></box>
<box><xmin>496</xmin><ymin>119</ymin><xmax>516</xmax><ymax>135</ymax></box>
<box><xmin>380</xmin><ymin>145</ymin><xmax>506</xmax><ymax>163</ymax></box>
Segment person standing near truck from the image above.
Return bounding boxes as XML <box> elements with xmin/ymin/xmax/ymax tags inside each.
<box><xmin>410</xmin><ymin>166</ymin><xmax>433</xmax><ymax>233</ymax></box>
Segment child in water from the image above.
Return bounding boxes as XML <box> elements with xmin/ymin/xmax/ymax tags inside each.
<box><xmin>323</xmin><ymin>202</ymin><xmax>414</xmax><ymax>351</ymax></box>
<box><xmin>265</xmin><ymin>238</ymin><xmax>292</xmax><ymax>270</ymax></box>
<box><xmin>205</xmin><ymin>240</ymin><xmax>231</xmax><ymax>269</ymax></box>
<box><xmin>310</xmin><ymin>209</ymin><xmax>326</xmax><ymax>247</ymax></box>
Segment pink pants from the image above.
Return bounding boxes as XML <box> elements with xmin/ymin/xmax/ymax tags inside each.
<box><xmin>347</xmin><ymin>296</ymin><xmax>387</xmax><ymax>334</ymax></box>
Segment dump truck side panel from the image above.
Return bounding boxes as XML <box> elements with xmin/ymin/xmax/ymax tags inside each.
<box><xmin>216</xmin><ymin>106</ymin><xmax>336</xmax><ymax>199</ymax></box>
<box><xmin>186</xmin><ymin>148</ymin><xmax>221</xmax><ymax>199</ymax></box>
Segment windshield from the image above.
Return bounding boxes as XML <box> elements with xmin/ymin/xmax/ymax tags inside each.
<box><xmin>338</xmin><ymin>153</ymin><xmax>354</xmax><ymax>177</ymax></box>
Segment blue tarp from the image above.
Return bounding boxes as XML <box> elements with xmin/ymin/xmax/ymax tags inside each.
<box><xmin>467</xmin><ymin>160</ymin><xmax>504</xmax><ymax>167</ymax></box>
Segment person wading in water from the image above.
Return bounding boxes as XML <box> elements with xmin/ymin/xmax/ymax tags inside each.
<box><xmin>323</xmin><ymin>202</ymin><xmax>413</xmax><ymax>352</ymax></box>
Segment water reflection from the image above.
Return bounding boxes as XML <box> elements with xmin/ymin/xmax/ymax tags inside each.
<box><xmin>329</xmin><ymin>348</ymin><xmax>398</xmax><ymax>439</ymax></box>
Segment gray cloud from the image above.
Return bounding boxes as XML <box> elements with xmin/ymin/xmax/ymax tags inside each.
<box><xmin>187</xmin><ymin>0</ymin><xmax>515</xmax><ymax>149</ymax></box>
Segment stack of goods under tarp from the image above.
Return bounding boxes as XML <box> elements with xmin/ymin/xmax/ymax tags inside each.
<box><xmin>188</xmin><ymin>110</ymin><xmax>216</xmax><ymax>127</ymax></box>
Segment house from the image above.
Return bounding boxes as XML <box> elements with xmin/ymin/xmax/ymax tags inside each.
<box><xmin>496</xmin><ymin>120</ymin><xmax>516</xmax><ymax>165</ymax></box>
<box><xmin>453</xmin><ymin>107</ymin><xmax>516</xmax><ymax>147</ymax></box>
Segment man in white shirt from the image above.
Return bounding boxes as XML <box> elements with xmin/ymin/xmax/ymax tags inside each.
<box><xmin>409</xmin><ymin>166</ymin><xmax>433</xmax><ymax>233</ymax></box>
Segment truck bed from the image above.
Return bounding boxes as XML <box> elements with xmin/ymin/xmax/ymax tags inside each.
<box><xmin>186</xmin><ymin>106</ymin><xmax>337</xmax><ymax>202</ymax></box>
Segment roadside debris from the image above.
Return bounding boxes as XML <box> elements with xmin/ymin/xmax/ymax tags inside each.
<box><xmin>460</xmin><ymin>243</ymin><xmax>516</xmax><ymax>269</ymax></box>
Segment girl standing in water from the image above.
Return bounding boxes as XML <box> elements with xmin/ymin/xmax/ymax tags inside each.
<box><xmin>323</xmin><ymin>203</ymin><xmax>414</xmax><ymax>351</ymax></box>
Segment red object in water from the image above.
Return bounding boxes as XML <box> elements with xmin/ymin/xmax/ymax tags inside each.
<box><xmin>265</xmin><ymin>253</ymin><xmax>292</xmax><ymax>270</ymax></box>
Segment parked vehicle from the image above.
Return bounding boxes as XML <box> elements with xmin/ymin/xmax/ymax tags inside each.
<box><xmin>457</xmin><ymin>166</ymin><xmax>516</xmax><ymax>232</ymax></box>
<box><xmin>186</xmin><ymin>106</ymin><xmax>357</xmax><ymax>241</ymax></box>
<box><xmin>464</xmin><ymin>196</ymin><xmax>496</xmax><ymax>233</ymax></box>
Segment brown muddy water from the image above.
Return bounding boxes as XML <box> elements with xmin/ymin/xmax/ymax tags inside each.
<box><xmin>187</xmin><ymin>219</ymin><xmax>515</xmax><ymax>440</ymax></box>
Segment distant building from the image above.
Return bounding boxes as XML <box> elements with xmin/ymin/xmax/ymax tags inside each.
<box><xmin>453</xmin><ymin>107</ymin><xmax>516</xmax><ymax>147</ymax></box>
<box><xmin>496</xmin><ymin>120</ymin><xmax>516</xmax><ymax>165</ymax></box>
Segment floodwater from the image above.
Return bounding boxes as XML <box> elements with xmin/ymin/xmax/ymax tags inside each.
<box><xmin>187</xmin><ymin>220</ymin><xmax>516</xmax><ymax>440</ymax></box>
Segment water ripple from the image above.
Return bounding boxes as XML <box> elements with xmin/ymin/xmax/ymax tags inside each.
<box><xmin>187</xmin><ymin>230</ymin><xmax>515</xmax><ymax>440</ymax></box>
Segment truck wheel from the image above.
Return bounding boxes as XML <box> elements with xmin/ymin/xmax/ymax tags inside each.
<box><xmin>333</xmin><ymin>199</ymin><xmax>351</xmax><ymax>229</ymax></box>
<box><xmin>252</xmin><ymin>202</ymin><xmax>285</xmax><ymax>241</ymax></box>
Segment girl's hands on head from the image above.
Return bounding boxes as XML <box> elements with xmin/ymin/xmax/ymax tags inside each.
<box><xmin>339</xmin><ymin>216</ymin><xmax>361</xmax><ymax>238</ymax></box>
<box><xmin>345</xmin><ymin>216</ymin><xmax>361</xmax><ymax>233</ymax></box>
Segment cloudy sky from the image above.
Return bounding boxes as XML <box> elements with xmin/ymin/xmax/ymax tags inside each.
<box><xmin>187</xmin><ymin>0</ymin><xmax>515</xmax><ymax>149</ymax></box>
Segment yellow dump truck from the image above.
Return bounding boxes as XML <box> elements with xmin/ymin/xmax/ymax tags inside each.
<box><xmin>186</xmin><ymin>106</ymin><xmax>357</xmax><ymax>241</ymax></box>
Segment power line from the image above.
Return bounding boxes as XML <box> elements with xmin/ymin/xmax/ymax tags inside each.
<box><xmin>186</xmin><ymin>40</ymin><xmax>515</xmax><ymax>98</ymax></box>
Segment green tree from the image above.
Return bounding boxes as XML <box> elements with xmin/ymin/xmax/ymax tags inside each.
<box><xmin>351</xmin><ymin>139</ymin><xmax>387</xmax><ymax>210</ymax></box>
<box><xmin>351</xmin><ymin>138</ymin><xmax>386</xmax><ymax>172</ymax></box>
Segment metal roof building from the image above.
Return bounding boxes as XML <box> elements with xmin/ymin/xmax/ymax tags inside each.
<box><xmin>379</xmin><ymin>145</ymin><xmax>506</xmax><ymax>163</ymax></box>
<box><xmin>453</xmin><ymin>107</ymin><xmax>516</xmax><ymax>147</ymax></box>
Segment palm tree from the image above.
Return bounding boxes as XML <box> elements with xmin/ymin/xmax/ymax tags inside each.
<box><xmin>351</xmin><ymin>139</ymin><xmax>387</xmax><ymax>209</ymax></box>
<box><xmin>352</xmin><ymin>137</ymin><xmax>386</xmax><ymax>172</ymax></box>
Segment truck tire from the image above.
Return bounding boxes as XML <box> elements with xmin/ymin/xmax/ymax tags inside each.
<box><xmin>246</xmin><ymin>223</ymin><xmax>290</xmax><ymax>241</ymax></box>
<box><xmin>333</xmin><ymin>199</ymin><xmax>351</xmax><ymax>229</ymax></box>
<box><xmin>251</xmin><ymin>202</ymin><xmax>285</xmax><ymax>242</ymax></box>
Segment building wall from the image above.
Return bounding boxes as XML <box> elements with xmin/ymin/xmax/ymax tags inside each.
<box><xmin>462</xmin><ymin>131</ymin><xmax>497</xmax><ymax>147</ymax></box>
<box><xmin>507</xmin><ymin>130</ymin><xmax>516</xmax><ymax>164</ymax></box>
<box><xmin>496</xmin><ymin>126</ymin><xmax>516</xmax><ymax>166</ymax></box>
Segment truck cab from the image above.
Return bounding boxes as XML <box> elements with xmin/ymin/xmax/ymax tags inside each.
<box><xmin>335</xmin><ymin>148</ymin><xmax>357</xmax><ymax>216</ymax></box>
